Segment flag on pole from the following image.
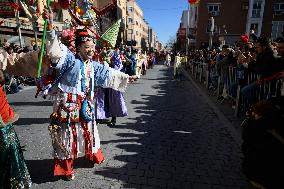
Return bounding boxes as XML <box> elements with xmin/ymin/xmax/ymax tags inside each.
<box><xmin>100</xmin><ymin>19</ymin><xmax>121</xmax><ymax>47</ymax></box>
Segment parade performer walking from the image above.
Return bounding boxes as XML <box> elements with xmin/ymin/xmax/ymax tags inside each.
<box><xmin>95</xmin><ymin>47</ymin><xmax>110</xmax><ymax>123</ymax></box>
<box><xmin>41</xmin><ymin>7</ymin><xmax>136</xmax><ymax>180</ymax></box>
<box><xmin>124</xmin><ymin>48</ymin><xmax>137</xmax><ymax>76</ymax></box>
<box><xmin>174</xmin><ymin>52</ymin><xmax>182</xmax><ymax>80</ymax></box>
<box><xmin>165</xmin><ymin>52</ymin><xmax>171</xmax><ymax>67</ymax></box>
<box><xmin>105</xmin><ymin>45</ymin><xmax>128</xmax><ymax>126</ymax></box>
<box><xmin>0</xmin><ymin>86</ymin><xmax>32</xmax><ymax>189</ymax></box>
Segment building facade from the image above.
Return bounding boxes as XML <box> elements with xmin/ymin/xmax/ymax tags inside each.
<box><xmin>126</xmin><ymin>0</ymin><xmax>144</xmax><ymax>49</ymax></box>
<box><xmin>185</xmin><ymin>0</ymin><xmax>284</xmax><ymax>48</ymax></box>
<box><xmin>0</xmin><ymin>0</ymin><xmax>160</xmax><ymax>50</ymax></box>
<box><xmin>270</xmin><ymin>0</ymin><xmax>284</xmax><ymax>38</ymax></box>
<box><xmin>195</xmin><ymin>0</ymin><xmax>249</xmax><ymax>47</ymax></box>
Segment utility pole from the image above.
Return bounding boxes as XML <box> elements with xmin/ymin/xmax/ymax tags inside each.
<box><xmin>208</xmin><ymin>16</ymin><xmax>214</xmax><ymax>49</ymax></box>
<box><xmin>33</xmin><ymin>21</ymin><xmax>38</xmax><ymax>49</ymax></box>
<box><xmin>30</xmin><ymin>6</ymin><xmax>38</xmax><ymax>49</ymax></box>
<box><xmin>16</xmin><ymin>0</ymin><xmax>23</xmax><ymax>48</ymax></box>
<box><xmin>186</xmin><ymin>3</ymin><xmax>190</xmax><ymax>56</ymax></box>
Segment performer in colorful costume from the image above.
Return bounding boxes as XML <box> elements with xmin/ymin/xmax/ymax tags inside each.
<box><xmin>42</xmin><ymin>7</ymin><xmax>136</xmax><ymax>180</ymax></box>
<box><xmin>104</xmin><ymin>45</ymin><xmax>128</xmax><ymax>126</ymax></box>
<box><xmin>124</xmin><ymin>48</ymin><xmax>136</xmax><ymax>76</ymax></box>
<box><xmin>95</xmin><ymin>47</ymin><xmax>110</xmax><ymax>123</ymax></box>
<box><xmin>0</xmin><ymin>86</ymin><xmax>32</xmax><ymax>189</ymax></box>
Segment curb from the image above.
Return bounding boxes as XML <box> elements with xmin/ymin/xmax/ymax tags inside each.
<box><xmin>181</xmin><ymin>67</ymin><xmax>243</xmax><ymax>146</ymax></box>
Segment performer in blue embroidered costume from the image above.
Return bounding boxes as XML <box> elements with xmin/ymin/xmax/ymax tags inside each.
<box><xmin>124</xmin><ymin>48</ymin><xmax>137</xmax><ymax>76</ymax></box>
<box><xmin>42</xmin><ymin>8</ymin><xmax>136</xmax><ymax>180</ymax></box>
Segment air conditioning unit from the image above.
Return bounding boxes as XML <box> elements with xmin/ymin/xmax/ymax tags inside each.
<box><xmin>210</xmin><ymin>11</ymin><xmax>219</xmax><ymax>16</ymax></box>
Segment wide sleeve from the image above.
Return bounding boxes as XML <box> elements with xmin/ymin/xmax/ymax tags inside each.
<box><xmin>46</xmin><ymin>30</ymin><xmax>79</xmax><ymax>84</ymax></box>
<box><xmin>93</xmin><ymin>62</ymin><xmax>129</xmax><ymax>92</ymax></box>
<box><xmin>46</xmin><ymin>30</ymin><xmax>70</xmax><ymax>70</ymax></box>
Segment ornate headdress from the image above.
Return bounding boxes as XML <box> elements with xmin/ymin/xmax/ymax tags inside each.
<box><xmin>74</xmin><ymin>28</ymin><xmax>93</xmax><ymax>48</ymax></box>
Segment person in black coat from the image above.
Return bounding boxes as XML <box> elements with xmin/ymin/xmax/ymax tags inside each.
<box><xmin>241</xmin><ymin>98</ymin><xmax>284</xmax><ymax>189</ymax></box>
<box><xmin>241</xmin><ymin>37</ymin><xmax>283</xmax><ymax>105</ymax></box>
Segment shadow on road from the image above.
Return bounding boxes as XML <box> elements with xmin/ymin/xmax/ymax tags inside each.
<box><xmin>26</xmin><ymin>159</ymin><xmax>58</xmax><ymax>184</ymax></box>
<box><xmin>93</xmin><ymin>64</ymin><xmax>251</xmax><ymax>189</ymax></box>
<box><xmin>26</xmin><ymin>157</ymin><xmax>95</xmax><ymax>184</ymax></box>
<box><xmin>9</xmin><ymin>101</ymin><xmax>53</xmax><ymax>106</ymax></box>
<box><xmin>14</xmin><ymin>118</ymin><xmax>50</xmax><ymax>126</ymax></box>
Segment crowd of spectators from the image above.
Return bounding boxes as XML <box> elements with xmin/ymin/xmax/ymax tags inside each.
<box><xmin>0</xmin><ymin>39</ymin><xmax>37</xmax><ymax>94</ymax></box>
<box><xmin>186</xmin><ymin>36</ymin><xmax>284</xmax><ymax>189</ymax></box>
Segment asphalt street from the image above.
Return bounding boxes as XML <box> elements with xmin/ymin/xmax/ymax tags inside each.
<box><xmin>7</xmin><ymin>64</ymin><xmax>253</xmax><ymax>189</ymax></box>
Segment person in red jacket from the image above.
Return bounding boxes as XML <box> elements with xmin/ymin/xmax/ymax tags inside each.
<box><xmin>0</xmin><ymin>86</ymin><xmax>32</xmax><ymax>189</ymax></box>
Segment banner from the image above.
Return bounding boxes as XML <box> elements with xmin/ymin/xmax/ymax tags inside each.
<box><xmin>101</xmin><ymin>19</ymin><xmax>121</xmax><ymax>47</ymax></box>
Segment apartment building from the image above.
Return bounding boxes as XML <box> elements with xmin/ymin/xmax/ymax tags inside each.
<box><xmin>0</xmin><ymin>0</ymin><xmax>160</xmax><ymax>50</ymax></box>
<box><xmin>148</xmin><ymin>27</ymin><xmax>158</xmax><ymax>51</ymax></box>
<box><xmin>117</xmin><ymin>0</ymin><xmax>128</xmax><ymax>44</ymax></box>
<box><xmin>126</xmin><ymin>0</ymin><xmax>145</xmax><ymax>49</ymax></box>
<box><xmin>194</xmin><ymin>0</ymin><xmax>249</xmax><ymax>47</ymax></box>
<box><xmin>185</xmin><ymin>0</ymin><xmax>284</xmax><ymax>48</ymax></box>
<box><xmin>246</xmin><ymin>0</ymin><xmax>284</xmax><ymax>38</ymax></box>
<box><xmin>140</xmin><ymin>19</ymin><xmax>149</xmax><ymax>51</ymax></box>
<box><xmin>270</xmin><ymin>0</ymin><xmax>284</xmax><ymax>38</ymax></box>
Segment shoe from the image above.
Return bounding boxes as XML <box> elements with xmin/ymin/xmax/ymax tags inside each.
<box><xmin>107</xmin><ymin>121</ymin><xmax>116</xmax><ymax>126</ymax></box>
<box><xmin>110</xmin><ymin>117</ymin><xmax>116</xmax><ymax>126</ymax></box>
<box><xmin>65</xmin><ymin>174</ymin><xmax>75</xmax><ymax>181</ymax></box>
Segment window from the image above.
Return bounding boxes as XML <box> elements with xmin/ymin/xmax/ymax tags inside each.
<box><xmin>274</xmin><ymin>3</ymin><xmax>284</xmax><ymax>14</ymax></box>
<box><xmin>252</xmin><ymin>1</ymin><xmax>261</xmax><ymax>18</ymax></box>
<box><xmin>252</xmin><ymin>9</ymin><xmax>261</xmax><ymax>18</ymax></box>
<box><xmin>128</xmin><ymin>6</ymin><xmax>133</xmax><ymax>12</ymax></box>
<box><xmin>253</xmin><ymin>1</ymin><xmax>261</xmax><ymax>9</ymax></box>
<box><xmin>208</xmin><ymin>4</ymin><xmax>220</xmax><ymax>16</ymax></box>
<box><xmin>271</xmin><ymin>21</ymin><xmax>284</xmax><ymax>38</ymax></box>
<box><xmin>128</xmin><ymin>17</ymin><xmax>133</xmax><ymax>24</ymax></box>
<box><xmin>136</xmin><ymin>31</ymin><xmax>138</xmax><ymax>35</ymax></box>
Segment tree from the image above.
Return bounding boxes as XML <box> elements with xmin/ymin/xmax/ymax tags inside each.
<box><xmin>165</xmin><ymin>36</ymin><xmax>176</xmax><ymax>50</ymax></box>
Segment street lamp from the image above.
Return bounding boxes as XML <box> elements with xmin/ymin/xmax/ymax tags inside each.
<box><xmin>16</xmin><ymin>0</ymin><xmax>23</xmax><ymax>48</ymax></box>
<box><xmin>29</xmin><ymin>6</ymin><xmax>39</xmax><ymax>50</ymax></box>
<box><xmin>208</xmin><ymin>16</ymin><xmax>214</xmax><ymax>49</ymax></box>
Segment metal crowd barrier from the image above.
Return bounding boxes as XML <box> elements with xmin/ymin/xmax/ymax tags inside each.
<box><xmin>186</xmin><ymin>60</ymin><xmax>284</xmax><ymax>117</ymax></box>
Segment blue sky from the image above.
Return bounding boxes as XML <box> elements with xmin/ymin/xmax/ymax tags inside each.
<box><xmin>135</xmin><ymin>0</ymin><xmax>188</xmax><ymax>45</ymax></box>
